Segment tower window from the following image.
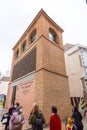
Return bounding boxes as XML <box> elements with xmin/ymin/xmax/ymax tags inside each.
<box><xmin>15</xmin><ymin>49</ymin><xmax>19</xmax><ymax>58</ymax></box>
<box><xmin>49</xmin><ymin>28</ymin><xmax>57</xmax><ymax>43</ymax></box>
<box><xmin>22</xmin><ymin>41</ymin><xmax>26</xmax><ymax>52</ymax></box>
<box><xmin>30</xmin><ymin>29</ymin><xmax>36</xmax><ymax>43</ymax></box>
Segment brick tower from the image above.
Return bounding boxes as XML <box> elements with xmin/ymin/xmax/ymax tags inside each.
<box><xmin>7</xmin><ymin>9</ymin><xmax>71</xmax><ymax>123</ymax></box>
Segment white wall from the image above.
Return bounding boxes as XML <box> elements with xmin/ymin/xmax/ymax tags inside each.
<box><xmin>0</xmin><ymin>81</ymin><xmax>9</xmax><ymax>95</ymax></box>
<box><xmin>65</xmin><ymin>45</ymin><xmax>84</xmax><ymax>97</ymax></box>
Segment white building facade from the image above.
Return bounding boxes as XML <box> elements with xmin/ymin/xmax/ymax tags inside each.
<box><xmin>64</xmin><ymin>44</ymin><xmax>87</xmax><ymax>106</ymax></box>
<box><xmin>0</xmin><ymin>76</ymin><xmax>9</xmax><ymax>107</ymax></box>
<box><xmin>80</xmin><ymin>46</ymin><xmax>87</xmax><ymax>98</ymax></box>
<box><xmin>0</xmin><ymin>77</ymin><xmax>9</xmax><ymax>95</ymax></box>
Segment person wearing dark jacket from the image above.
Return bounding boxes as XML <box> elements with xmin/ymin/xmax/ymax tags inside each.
<box><xmin>72</xmin><ymin>107</ymin><xmax>83</xmax><ymax>130</ymax></box>
<box><xmin>4</xmin><ymin>102</ymin><xmax>20</xmax><ymax>130</ymax></box>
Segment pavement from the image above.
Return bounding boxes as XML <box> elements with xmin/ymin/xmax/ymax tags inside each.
<box><xmin>0</xmin><ymin>107</ymin><xmax>7</xmax><ymax>130</ymax></box>
<box><xmin>0</xmin><ymin>107</ymin><xmax>87</xmax><ymax>130</ymax></box>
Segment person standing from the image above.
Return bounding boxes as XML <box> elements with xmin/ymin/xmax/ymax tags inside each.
<box><xmin>50</xmin><ymin>106</ymin><xmax>61</xmax><ymax>130</ymax></box>
<box><xmin>9</xmin><ymin>106</ymin><xmax>25</xmax><ymax>130</ymax></box>
<box><xmin>83</xmin><ymin>106</ymin><xmax>87</xmax><ymax>130</ymax></box>
<box><xmin>4</xmin><ymin>104</ymin><xmax>15</xmax><ymax>130</ymax></box>
<box><xmin>4</xmin><ymin>102</ymin><xmax>20</xmax><ymax>130</ymax></box>
<box><xmin>8</xmin><ymin>102</ymin><xmax>20</xmax><ymax>115</ymax></box>
<box><xmin>84</xmin><ymin>106</ymin><xmax>87</xmax><ymax>119</ymax></box>
<box><xmin>72</xmin><ymin>106</ymin><xmax>83</xmax><ymax>130</ymax></box>
<box><xmin>29</xmin><ymin>103</ymin><xmax>45</xmax><ymax>130</ymax></box>
<box><xmin>65</xmin><ymin>117</ymin><xmax>77</xmax><ymax>130</ymax></box>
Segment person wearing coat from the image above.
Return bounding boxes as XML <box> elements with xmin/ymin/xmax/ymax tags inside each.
<box><xmin>50</xmin><ymin>106</ymin><xmax>61</xmax><ymax>130</ymax></box>
<box><xmin>72</xmin><ymin>106</ymin><xmax>83</xmax><ymax>130</ymax></box>
<box><xmin>29</xmin><ymin>103</ymin><xmax>45</xmax><ymax>130</ymax></box>
<box><xmin>9</xmin><ymin>106</ymin><xmax>25</xmax><ymax>130</ymax></box>
<box><xmin>3</xmin><ymin>102</ymin><xmax>20</xmax><ymax>130</ymax></box>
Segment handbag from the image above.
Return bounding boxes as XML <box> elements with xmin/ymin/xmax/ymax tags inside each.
<box><xmin>1</xmin><ymin>113</ymin><xmax>9</xmax><ymax>124</ymax></box>
<box><xmin>2</xmin><ymin>118</ymin><xmax>8</xmax><ymax>124</ymax></box>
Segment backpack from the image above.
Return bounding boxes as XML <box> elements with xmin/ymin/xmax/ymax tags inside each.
<box><xmin>36</xmin><ymin>118</ymin><xmax>42</xmax><ymax>127</ymax></box>
<box><xmin>35</xmin><ymin>112</ymin><xmax>43</xmax><ymax>128</ymax></box>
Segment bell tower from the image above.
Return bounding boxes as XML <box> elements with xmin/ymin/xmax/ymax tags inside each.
<box><xmin>7</xmin><ymin>9</ymin><xmax>71</xmax><ymax>123</ymax></box>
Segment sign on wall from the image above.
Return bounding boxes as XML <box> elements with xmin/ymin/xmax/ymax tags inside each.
<box><xmin>17</xmin><ymin>80</ymin><xmax>34</xmax><ymax>95</ymax></box>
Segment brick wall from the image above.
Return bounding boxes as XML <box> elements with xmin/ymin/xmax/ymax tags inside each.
<box><xmin>35</xmin><ymin>36</ymin><xmax>71</xmax><ymax>123</ymax></box>
<box><xmin>35</xmin><ymin>69</ymin><xmax>71</xmax><ymax>123</ymax></box>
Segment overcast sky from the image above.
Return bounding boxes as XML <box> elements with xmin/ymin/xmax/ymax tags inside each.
<box><xmin>0</xmin><ymin>0</ymin><xmax>87</xmax><ymax>75</ymax></box>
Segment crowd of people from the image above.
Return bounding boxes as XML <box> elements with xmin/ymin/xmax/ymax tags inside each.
<box><xmin>1</xmin><ymin>102</ymin><xmax>25</xmax><ymax>130</ymax></box>
<box><xmin>1</xmin><ymin>101</ymin><xmax>87</xmax><ymax>130</ymax></box>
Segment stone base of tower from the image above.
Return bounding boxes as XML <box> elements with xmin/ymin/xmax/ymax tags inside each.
<box><xmin>35</xmin><ymin>69</ymin><xmax>72</xmax><ymax>123</ymax></box>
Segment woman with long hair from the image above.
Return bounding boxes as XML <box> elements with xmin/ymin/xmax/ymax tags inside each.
<box><xmin>29</xmin><ymin>103</ymin><xmax>45</xmax><ymax>130</ymax></box>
